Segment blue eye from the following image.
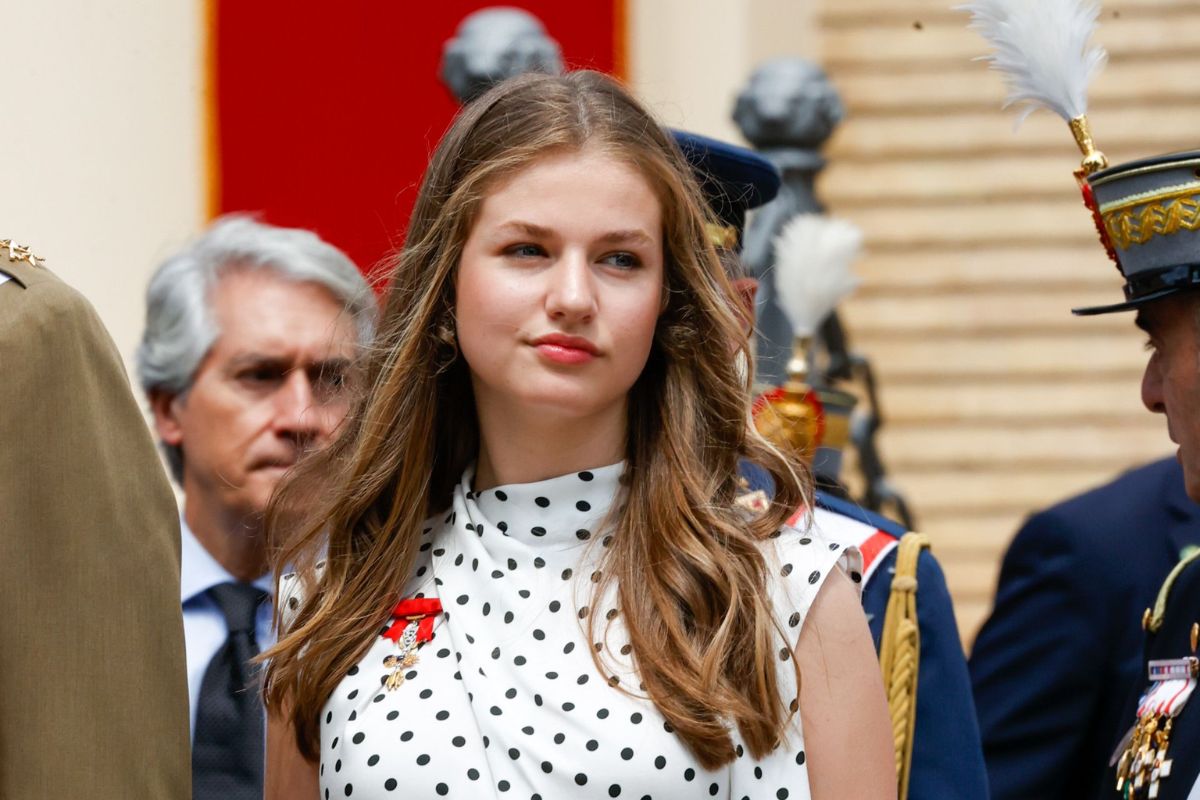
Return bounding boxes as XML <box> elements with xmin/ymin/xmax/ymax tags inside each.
<box><xmin>506</xmin><ymin>243</ymin><xmax>545</xmax><ymax>258</ymax></box>
<box><xmin>603</xmin><ymin>252</ymin><xmax>640</xmax><ymax>269</ymax></box>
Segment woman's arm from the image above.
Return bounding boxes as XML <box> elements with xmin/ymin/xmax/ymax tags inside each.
<box><xmin>265</xmin><ymin>710</ymin><xmax>320</xmax><ymax>800</ymax></box>
<box><xmin>797</xmin><ymin>567</ymin><xmax>897</xmax><ymax>800</ymax></box>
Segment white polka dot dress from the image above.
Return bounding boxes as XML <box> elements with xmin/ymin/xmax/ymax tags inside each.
<box><xmin>307</xmin><ymin>463</ymin><xmax>858</xmax><ymax>800</ymax></box>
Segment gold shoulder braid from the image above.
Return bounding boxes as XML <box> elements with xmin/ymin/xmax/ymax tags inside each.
<box><xmin>878</xmin><ymin>532</ymin><xmax>931</xmax><ymax>800</ymax></box>
<box><xmin>1</xmin><ymin>239</ymin><xmax>45</xmax><ymax>268</ymax></box>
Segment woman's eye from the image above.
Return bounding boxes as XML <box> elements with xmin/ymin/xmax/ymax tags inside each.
<box><xmin>602</xmin><ymin>251</ymin><xmax>640</xmax><ymax>269</ymax></box>
<box><xmin>506</xmin><ymin>243</ymin><xmax>545</xmax><ymax>258</ymax></box>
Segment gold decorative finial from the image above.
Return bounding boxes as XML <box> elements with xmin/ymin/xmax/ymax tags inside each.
<box><xmin>1069</xmin><ymin>116</ymin><xmax>1108</xmax><ymax>176</ymax></box>
<box><xmin>753</xmin><ymin>335</ymin><xmax>823</xmax><ymax>462</ymax></box>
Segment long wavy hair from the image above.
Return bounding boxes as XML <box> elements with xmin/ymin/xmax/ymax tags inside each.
<box><xmin>262</xmin><ymin>70</ymin><xmax>809</xmax><ymax>769</ymax></box>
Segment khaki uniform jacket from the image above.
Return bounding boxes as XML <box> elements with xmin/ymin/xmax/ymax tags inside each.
<box><xmin>0</xmin><ymin>257</ymin><xmax>190</xmax><ymax>797</ymax></box>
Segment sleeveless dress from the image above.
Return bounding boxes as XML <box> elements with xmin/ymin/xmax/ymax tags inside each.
<box><xmin>298</xmin><ymin>463</ymin><xmax>859</xmax><ymax>800</ymax></box>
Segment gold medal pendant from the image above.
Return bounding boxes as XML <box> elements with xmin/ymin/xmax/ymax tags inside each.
<box><xmin>383</xmin><ymin>619</ymin><xmax>422</xmax><ymax>692</ymax></box>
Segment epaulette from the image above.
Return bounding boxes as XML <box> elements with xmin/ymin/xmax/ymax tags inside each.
<box><xmin>806</xmin><ymin>491</ymin><xmax>904</xmax><ymax>585</ymax></box>
<box><xmin>1</xmin><ymin>239</ymin><xmax>45</xmax><ymax>268</ymax></box>
<box><xmin>814</xmin><ymin>490</ymin><xmax>907</xmax><ymax>539</ymax></box>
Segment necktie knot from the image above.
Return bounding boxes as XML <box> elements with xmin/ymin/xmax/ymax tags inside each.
<box><xmin>208</xmin><ymin>582</ymin><xmax>268</xmax><ymax>635</ymax></box>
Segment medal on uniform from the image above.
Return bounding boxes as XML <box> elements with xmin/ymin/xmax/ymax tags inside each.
<box><xmin>1115</xmin><ymin>656</ymin><xmax>1198</xmax><ymax>798</ymax></box>
<box><xmin>381</xmin><ymin>597</ymin><xmax>443</xmax><ymax>691</ymax></box>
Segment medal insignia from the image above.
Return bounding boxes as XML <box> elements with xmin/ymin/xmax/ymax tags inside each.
<box><xmin>380</xmin><ymin>597</ymin><xmax>443</xmax><ymax>691</ymax></box>
<box><xmin>1115</xmin><ymin>656</ymin><xmax>1198</xmax><ymax>798</ymax></box>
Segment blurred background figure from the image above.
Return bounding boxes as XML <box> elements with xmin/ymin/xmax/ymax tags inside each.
<box><xmin>1</xmin><ymin>241</ymin><xmax>191</xmax><ymax>798</ymax></box>
<box><xmin>674</xmin><ymin>128</ymin><xmax>987</xmax><ymax>800</ymax></box>
<box><xmin>136</xmin><ymin>216</ymin><xmax>375</xmax><ymax>799</ymax></box>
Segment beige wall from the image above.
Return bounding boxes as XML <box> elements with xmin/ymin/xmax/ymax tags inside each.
<box><xmin>0</xmin><ymin>0</ymin><xmax>205</xmax><ymax>375</ymax></box>
<box><xmin>627</xmin><ymin>0</ymin><xmax>819</xmax><ymax>143</ymax></box>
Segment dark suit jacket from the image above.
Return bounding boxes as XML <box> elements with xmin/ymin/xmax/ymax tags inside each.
<box><xmin>0</xmin><ymin>259</ymin><xmax>190</xmax><ymax>797</ymax></box>
<box><xmin>1102</xmin><ymin>554</ymin><xmax>1200</xmax><ymax>799</ymax></box>
<box><xmin>969</xmin><ymin>457</ymin><xmax>1200</xmax><ymax>800</ymax></box>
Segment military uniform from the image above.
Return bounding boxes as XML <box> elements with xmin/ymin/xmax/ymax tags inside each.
<box><xmin>1099</xmin><ymin>552</ymin><xmax>1200</xmax><ymax>799</ymax></box>
<box><xmin>672</xmin><ymin>130</ymin><xmax>988</xmax><ymax>799</ymax></box>
<box><xmin>0</xmin><ymin>243</ymin><xmax>191</xmax><ymax>797</ymax></box>
<box><xmin>970</xmin><ymin>458</ymin><xmax>1200</xmax><ymax>800</ymax></box>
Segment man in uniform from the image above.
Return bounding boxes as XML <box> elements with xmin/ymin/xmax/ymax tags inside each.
<box><xmin>137</xmin><ymin>216</ymin><xmax>375</xmax><ymax>799</ymax></box>
<box><xmin>961</xmin><ymin>2</ymin><xmax>1200</xmax><ymax>793</ymax></box>
<box><xmin>0</xmin><ymin>239</ymin><xmax>191</xmax><ymax>797</ymax></box>
<box><xmin>1070</xmin><ymin>151</ymin><xmax>1200</xmax><ymax>799</ymax></box>
<box><xmin>673</xmin><ymin>130</ymin><xmax>988</xmax><ymax>800</ymax></box>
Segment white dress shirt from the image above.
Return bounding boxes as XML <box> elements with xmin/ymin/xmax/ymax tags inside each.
<box><xmin>180</xmin><ymin>520</ymin><xmax>274</xmax><ymax>736</ymax></box>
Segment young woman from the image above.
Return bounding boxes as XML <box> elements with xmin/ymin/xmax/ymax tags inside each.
<box><xmin>262</xmin><ymin>70</ymin><xmax>893</xmax><ymax>800</ymax></box>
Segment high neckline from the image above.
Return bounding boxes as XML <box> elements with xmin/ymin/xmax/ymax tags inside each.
<box><xmin>458</xmin><ymin>461</ymin><xmax>625</xmax><ymax>550</ymax></box>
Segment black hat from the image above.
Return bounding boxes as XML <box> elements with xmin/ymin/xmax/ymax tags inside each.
<box><xmin>671</xmin><ymin>129</ymin><xmax>781</xmax><ymax>251</ymax></box>
<box><xmin>1074</xmin><ymin>150</ymin><xmax>1200</xmax><ymax>315</ymax></box>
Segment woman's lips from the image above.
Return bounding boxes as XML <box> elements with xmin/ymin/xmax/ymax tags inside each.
<box><xmin>535</xmin><ymin>343</ymin><xmax>596</xmax><ymax>365</ymax></box>
<box><xmin>531</xmin><ymin>334</ymin><xmax>599</xmax><ymax>365</ymax></box>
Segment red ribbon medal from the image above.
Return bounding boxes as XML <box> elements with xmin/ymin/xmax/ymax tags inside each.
<box><xmin>382</xmin><ymin>597</ymin><xmax>443</xmax><ymax>691</ymax></box>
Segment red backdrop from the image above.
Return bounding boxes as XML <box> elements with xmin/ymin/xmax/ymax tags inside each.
<box><xmin>209</xmin><ymin>1</ymin><xmax>624</xmax><ymax>280</ymax></box>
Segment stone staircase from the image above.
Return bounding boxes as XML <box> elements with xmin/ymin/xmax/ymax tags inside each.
<box><xmin>812</xmin><ymin>0</ymin><xmax>1197</xmax><ymax>645</ymax></box>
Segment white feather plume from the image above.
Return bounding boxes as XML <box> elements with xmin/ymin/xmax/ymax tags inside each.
<box><xmin>961</xmin><ymin>0</ymin><xmax>1107</xmax><ymax>126</ymax></box>
<box><xmin>772</xmin><ymin>214</ymin><xmax>863</xmax><ymax>338</ymax></box>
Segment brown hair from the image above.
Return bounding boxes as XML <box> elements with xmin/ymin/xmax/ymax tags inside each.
<box><xmin>262</xmin><ymin>70</ymin><xmax>808</xmax><ymax>769</ymax></box>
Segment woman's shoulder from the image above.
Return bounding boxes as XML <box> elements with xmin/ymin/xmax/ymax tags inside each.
<box><xmin>759</xmin><ymin>513</ymin><xmax>864</xmax><ymax>629</ymax></box>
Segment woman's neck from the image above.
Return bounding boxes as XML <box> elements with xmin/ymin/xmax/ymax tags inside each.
<box><xmin>473</xmin><ymin>397</ymin><xmax>627</xmax><ymax>491</ymax></box>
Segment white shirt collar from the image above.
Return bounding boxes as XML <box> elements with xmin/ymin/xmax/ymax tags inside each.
<box><xmin>180</xmin><ymin>518</ymin><xmax>273</xmax><ymax>605</ymax></box>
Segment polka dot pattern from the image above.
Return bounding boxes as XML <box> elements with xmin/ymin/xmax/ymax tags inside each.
<box><xmin>302</xmin><ymin>462</ymin><xmax>855</xmax><ymax>799</ymax></box>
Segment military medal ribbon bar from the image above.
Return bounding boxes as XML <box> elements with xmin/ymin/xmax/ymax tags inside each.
<box><xmin>1148</xmin><ymin>658</ymin><xmax>1199</xmax><ymax>682</ymax></box>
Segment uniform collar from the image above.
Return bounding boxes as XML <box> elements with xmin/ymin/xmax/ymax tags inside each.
<box><xmin>180</xmin><ymin>518</ymin><xmax>273</xmax><ymax>605</ymax></box>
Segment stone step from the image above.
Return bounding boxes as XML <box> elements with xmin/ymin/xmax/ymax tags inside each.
<box><xmin>820</xmin><ymin>0</ymin><xmax>1179</xmax><ymax>26</ymax></box>
<box><xmin>832</xmin><ymin>56</ymin><xmax>1200</xmax><ymax>116</ymax></box>
<box><xmin>896</xmin><ymin>464</ymin><xmax>1131</xmax><ymax>516</ymax></box>
<box><xmin>851</xmin><ymin>245</ymin><xmax>1125</xmax><ymax>292</ymax></box>
<box><xmin>820</xmin><ymin>12</ymin><xmax>1200</xmax><ymax>70</ymax></box>
<box><xmin>879</xmin><ymin>423</ymin><xmax>1169</xmax><ymax>470</ymax></box>
<box><xmin>852</xmin><ymin>331</ymin><xmax>1146</xmax><ymax>382</ymax></box>
<box><xmin>837</xmin><ymin>193</ymin><xmax>1159</xmax><ymax>249</ymax></box>
<box><xmin>876</xmin><ymin>378</ymin><xmax>1148</xmax><ymax>423</ymax></box>
<box><xmin>826</xmin><ymin>102</ymin><xmax>1199</xmax><ymax>162</ymax></box>
<box><xmin>841</xmin><ymin>286</ymin><xmax>1130</xmax><ymax>334</ymax></box>
<box><xmin>822</xmin><ymin>153</ymin><xmax>1117</xmax><ymax>206</ymax></box>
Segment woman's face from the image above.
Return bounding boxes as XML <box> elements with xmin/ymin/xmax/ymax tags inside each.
<box><xmin>455</xmin><ymin>147</ymin><xmax>665</xmax><ymax>424</ymax></box>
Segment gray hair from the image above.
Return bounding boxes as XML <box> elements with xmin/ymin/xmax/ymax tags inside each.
<box><xmin>136</xmin><ymin>214</ymin><xmax>376</xmax><ymax>480</ymax></box>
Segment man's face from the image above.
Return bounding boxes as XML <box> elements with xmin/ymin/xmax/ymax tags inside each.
<box><xmin>1138</xmin><ymin>294</ymin><xmax>1200</xmax><ymax>501</ymax></box>
<box><xmin>151</xmin><ymin>269</ymin><xmax>359</xmax><ymax>525</ymax></box>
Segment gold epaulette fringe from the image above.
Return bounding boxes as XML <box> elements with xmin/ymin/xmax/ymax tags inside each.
<box><xmin>878</xmin><ymin>532</ymin><xmax>931</xmax><ymax>800</ymax></box>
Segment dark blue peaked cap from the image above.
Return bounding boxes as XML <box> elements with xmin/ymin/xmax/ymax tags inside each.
<box><xmin>671</xmin><ymin>129</ymin><xmax>781</xmax><ymax>249</ymax></box>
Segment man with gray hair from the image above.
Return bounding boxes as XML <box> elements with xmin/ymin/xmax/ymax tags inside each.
<box><xmin>137</xmin><ymin>215</ymin><xmax>374</xmax><ymax>800</ymax></box>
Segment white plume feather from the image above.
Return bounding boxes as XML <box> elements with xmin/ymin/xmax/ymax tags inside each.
<box><xmin>961</xmin><ymin>0</ymin><xmax>1107</xmax><ymax>126</ymax></box>
<box><xmin>772</xmin><ymin>214</ymin><xmax>863</xmax><ymax>338</ymax></box>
